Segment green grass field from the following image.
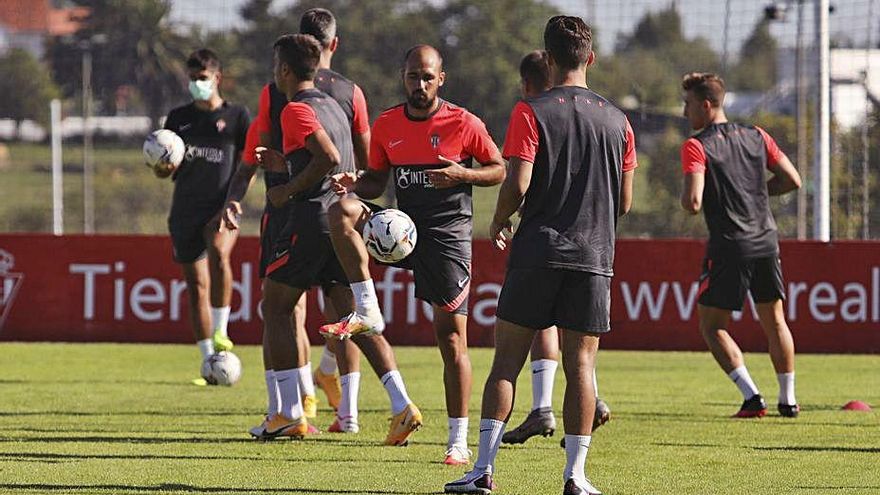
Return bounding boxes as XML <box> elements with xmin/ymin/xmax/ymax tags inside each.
<box><xmin>0</xmin><ymin>344</ymin><xmax>877</xmax><ymax>495</ymax></box>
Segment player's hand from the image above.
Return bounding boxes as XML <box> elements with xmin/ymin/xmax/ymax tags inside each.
<box><xmin>221</xmin><ymin>201</ymin><xmax>243</xmax><ymax>231</ymax></box>
<box><xmin>425</xmin><ymin>155</ymin><xmax>468</xmax><ymax>189</ymax></box>
<box><xmin>331</xmin><ymin>172</ymin><xmax>358</xmax><ymax>195</ymax></box>
<box><xmin>152</xmin><ymin>160</ymin><xmax>175</xmax><ymax>179</ymax></box>
<box><xmin>255</xmin><ymin>146</ymin><xmax>287</xmax><ymax>173</ymax></box>
<box><xmin>267</xmin><ymin>184</ymin><xmax>292</xmax><ymax>208</ymax></box>
<box><xmin>490</xmin><ymin>217</ymin><xmax>514</xmax><ymax>251</ymax></box>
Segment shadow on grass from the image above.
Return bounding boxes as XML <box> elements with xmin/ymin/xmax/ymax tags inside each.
<box><xmin>0</xmin><ymin>452</ymin><xmax>417</xmax><ymax>464</ymax></box>
<box><xmin>0</xmin><ymin>484</ymin><xmax>433</xmax><ymax>494</ymax></box>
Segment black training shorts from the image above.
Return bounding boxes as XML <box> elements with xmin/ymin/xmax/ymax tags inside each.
<box><xmin>265</xmin><ymin>216</ymin><xmax>348</xmax><ymax>291</ymax></box>
<box><xmin>496</xmin><ymin>267</ymin><xmax>611</xmax><ymax>333</ymax></box>
<box><xmin>698</xmin><ymin>255</ymin><xmax>785</xmax><ymax>311</ymax></box>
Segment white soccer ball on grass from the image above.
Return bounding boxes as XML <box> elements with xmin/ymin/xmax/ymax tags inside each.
<box><xmin>200</xmin><ymin>351</ymin><xmax>242</xmax><ymax>386</ymax></box>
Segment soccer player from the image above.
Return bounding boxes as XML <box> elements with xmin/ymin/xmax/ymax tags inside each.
<box><xmin>156</xmin><ymin>48</ymin><xmax>249</xmax><ymax>384</ymax></box>
<box><xmin>501</xmin><ymin>50</ymin><xmax>612</xmax><ymax>448</ymax></box>
<box><xmin>321</xmin><ymin>45</ymin><xmax>505</xmax><ymax>463</ymax></box>
<box><xmin>679</xmin><ymin>72</ymin><xmax>801</xmax><ymax>418</ymax></box>
<box><xmin>445</xmin><ymin>17</ymin><xmax>636</xmax><ymax>495</ymax></box>
<box><xmin>245</xmin><ymin>34</ymin><xmax>418</xmax><ymax>441</ymax></box>
<box><xmin>222</xmin><ymin>8</ymin><xmax>370</xmax><ymax>425</ymax></box>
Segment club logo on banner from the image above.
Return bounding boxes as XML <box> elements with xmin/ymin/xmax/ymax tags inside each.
<box><xmin>0</xmin><ymin>249</ymin><xmax>24</xmax><ymax>332</ymax></box>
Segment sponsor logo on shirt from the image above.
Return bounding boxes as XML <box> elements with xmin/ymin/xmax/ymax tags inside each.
<box><xmin>185</xmin><ymin>146</ymin><xmax>226</xmax><ymax>164</ymax></box>
<box><xmin>395</xmin><ymin>167</ymin><xmax>434</xmax><ymax>190</ymax></box>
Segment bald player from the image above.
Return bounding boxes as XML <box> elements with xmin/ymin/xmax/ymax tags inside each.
<box><xmin>321</xmin><ymin>45</ymin><xmax>505</xmax><ymax>464</ymax></box>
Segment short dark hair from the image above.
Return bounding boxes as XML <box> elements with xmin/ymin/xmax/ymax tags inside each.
<box><xmin>520</xmin><ymin>50</ymin><xmax>550</xmax><ymax>91</ymax></box>
<box><xmin>186</xmin><ymin>48</ymin><xmax>221</xmax><ymax>72</ymax></box>
<box><xmin>544</xmin><ymin>16</ymin><xmax>593</xmax><ymax>71</ymax></box>
<box><xmin>274</xmin><ymin>34</ymin><xmax>322</xmax><ymax>81</ymax></box>
<box><xmin>682</xmin><ymin>72</ymin><xmax>726</xmax><ymax>107</ymax></box>
<box><xmin>300</xmin><ymin>8</ymin><xmax>337</xmax><ymax>49</ymax></box>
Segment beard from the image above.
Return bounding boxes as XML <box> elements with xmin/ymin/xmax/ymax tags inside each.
<box><xmin>407</xmin><ymin>90</ymin><xmax>434</xmax><ymax>110</ymax></box>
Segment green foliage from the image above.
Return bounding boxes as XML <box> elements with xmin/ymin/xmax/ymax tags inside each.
<box><xmin>729</xmin><ymin>19</ymin><xmax>778</xmax><ymax>92</ymax></box>
<box><xmin>0</xmin><ymin>49</ymin><xmax>60</xmax><ymax>127</ymax></box>
<box><xmin>0</xmin><ymin>343</ymin><xmax>878</xmax><ymax>494</ymax></box>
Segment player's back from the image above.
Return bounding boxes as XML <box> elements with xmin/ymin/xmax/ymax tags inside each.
<box><xmin>510</xmin><ymin>86</ymin><xmax>632</xmax><ymax>276</ymax></box>
<box><xmin>692</xmin><ymin>123</ymin><xmax>778</xmax><ymax>258</ymax></box>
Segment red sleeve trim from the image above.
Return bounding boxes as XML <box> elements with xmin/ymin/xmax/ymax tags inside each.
<box><xmin>281</xmin><ymin>102</ymin><xmax>322</xmax><ymax>154</ymax></box>
<box><xmin>755</xmin><ymin>126</ymin><xmax>784</xmax><ymax>168</ymax></box>
<box><xmin>681</xmin><ymin>138</ymin><xmax>707</xmax><ymax>174</ymax></box>
<box><xmin>502</xmin><ymin>101</ymin><xmax>539</xmax><ymax>163</ymax></box>
<box><xmin>622</xmin><ymin>118</ymin><xmax>638</xmax><ymax>172</ymax></box>
<box><xmin>368</xmin><ymin>115</ymin><xmax>389</xmax><ymax>171</ymax></box>
<box><xmin>463</xmin><ymin>112</ymin><xmax>499</xmax><ymax>163</ymax></box>
<box><xmin>351</xmin><ymin>84</ymin><xmax>370</xmax><ymax>135</ymax></box>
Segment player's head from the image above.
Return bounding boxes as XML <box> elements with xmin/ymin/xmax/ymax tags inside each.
<box><xmin>681</xmin><ymin>72</ymin><xmax>726</xmax><ymax>130</ymax></box>
<box><xmin>300</xmin><ymin>8</ymin><xmax>338</xmax><ymax>54</ymax></box>
<box><xmin>186</xmin><ymin>48</ymin><xmax>222</xmax><ymax>101</ymax></box>
<box><xmin>520</xmin><ymin>50</ymin><xmax>551</xmax><ymax>98</ymax></box>
<box><xmin>543</xmin><ymin>16</ymin><xmax>594</xmax><ymax>76</ymax></box>
<box><xmin>402</xmin><ymin>44</ymin><xmax>445</xmax><ymax>111</ymax></box>
<box><xmin>273</xmin><ymin>34</ymin><xmax>322</xmax><ymax>89</ymax></box>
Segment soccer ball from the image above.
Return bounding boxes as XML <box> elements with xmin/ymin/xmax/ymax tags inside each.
<box><xmin>200</xmin><ymin>351</ymin><xmax>242</xmax><ymax>386</ymax></box>
<box><xmin>362</xmin><ymin>209</ymin><xmax>417</xmax><ymax>263</ymax></box>
<box><xmin>143</xmin><ymin>129</ymin><xmax>185</xmax><ymax>169</ymax></box>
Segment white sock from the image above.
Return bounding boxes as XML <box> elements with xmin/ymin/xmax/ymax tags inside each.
<box><xmin>275</xmin><ymin>368</ymin><xmax>303</xmax><ymax>419</ymax></box>
<box><xmin>563</xmin><ymin>434</ymin><xmax>592</xmax><ymax>482</ymax></box>
<box><xmin>531</xmin><ymin>359</ymin><xmax>558</xmax><ymax>411</ymax></box>
<box><xmin>265</xmin><ymin>369</ymin><xmax>280</xmax><ymax>416</ymax></box>
<box><xmin>211</xmin><ymin>306</ymin><xmax>231</xmax><ymax>337</ymax></box>
<box><xmin>728</xmin><ymin>366</ymin><xmax>761</xmax><ymax>400</ymax></box>
<box><xmin>297</xmin><ymin>363</ymin><xmax>316</xmax><ymax>397</ymax></box>
<box><xmin>592</xmin><ymin>367</ymin><xmax>599</xmax><ymax>398</ymax></box>
<box><xmin>380</xmin><ymin>370</ymin><xmax>412</xmax><ymax>415</ymax></box>
<box><xmin>448</xmin><ymin>417</ymin><xmax>469</xmax><ymax>449</ymax></box>
<box><xmin>351</xmin><ymin>279</ymin><xmax>378</xmax><ymax>314</ymax></box>
<box><xmin>474</xmin><ymin>418</ymin><xmax>505</xmax><ymax>474</ymax></box>
<box><xmin>777</xmin><ymin>372</ymin><xmax>797</xmax><ymax>405</ymax></box>
<box><xmin>197</xmin><ymin>338</ymin><xmax>214</xmax><ymax>359</ymax></box>
<box><xmin>319</xmin><ymin>346</ymin><xmax>338</xmax><ymax>375</ymax></box>
<box><xmin>339</xmin><ymin>372</ymin><xmax>361</xmax><ymax>420</ymax></box>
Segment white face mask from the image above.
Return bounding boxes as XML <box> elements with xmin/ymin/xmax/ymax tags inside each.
<box><xmin>188</xmin><ymin>79</ymin><xmax>214</xmax><ymax>101</ymax></box>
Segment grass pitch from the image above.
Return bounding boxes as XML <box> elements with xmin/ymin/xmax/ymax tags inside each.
<box><xmin>0</xmin><ymin>344</ymin><xmax>877</xmax><ymax>495</ymax></box>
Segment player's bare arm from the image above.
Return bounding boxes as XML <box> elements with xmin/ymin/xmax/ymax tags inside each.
<box><xmin>620</xmin><ymin>169</ymin><xmax>635</xmax><ymax>216</ymax></box>
<box><xmin>220</xmin><ymin>164</ymin><xmax>258</xmax><ymax>230</ymax></box>
<box><xmin>353</xmin><ymin>130</ymin><xmax>370</xmax><ymax>171</ymax></box>
<box><xmin>334</xmin><ymin>168</ymin><xmax>388</xmax><ymax>199</ymax></box>
<box><xmin>266</xmin><ymin>129</ymin><xmax>341</xmax><ymax>207</ymax></box>
<box><xmin>767</xmin><ymin>154</ymin><xmax>802</xmax><ymax>196</ymax></box>
<box><xmin>490</xmin><ymin>156</ymin><xmax>533</xmax><ymax>250</ymax></box>
<box><xmin>681</xmin><ymin>172</ymin><xmax>704</xmax><ymax>214</ymax></box>
<box><xmin>426</xmin><ymin>153</ymin><xmax>505</xmax><ymax>189</ymax></box>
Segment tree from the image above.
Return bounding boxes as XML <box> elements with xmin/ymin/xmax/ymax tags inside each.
<box><xmin>47</xmin><ymin>0</ymin><xmax>193</xmax><ymax>126</ymax></box>
<box><xmin>729</xmin><ymin>19</ymin><xmax>778</xmax><ymax>92</ymax></box>
<box><xmin>0</xmin><ymin>49</ymin><xmax>60</xmax><ymax>132</ymax></box>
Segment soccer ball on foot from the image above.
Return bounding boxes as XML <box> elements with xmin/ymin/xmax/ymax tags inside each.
<box><xmin>200</xmin><ymin>351</ymin><xmax>242</xmax><ymax>386</ymax></box>
<box><xmin>143</xmin><ymin>129</ymin><xmax>185</xmax><ymax>170</ymax></box>
<box><xmin>362</xmin><ymin>209</ymin><xmax>417</xmax><ymax>264</ymax></box>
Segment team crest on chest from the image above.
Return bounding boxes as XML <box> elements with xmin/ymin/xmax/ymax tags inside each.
<box><xmin>215</xmin><ymin>119</ymin><xmax>226</xmax><ymax>132</ymax></box>
<box><xmin>431</xmin><ymin>134</ymin><xmax>440</xmax><ymax>149</ymax></box>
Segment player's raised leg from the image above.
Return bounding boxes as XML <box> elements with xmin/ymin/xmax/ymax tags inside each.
<box><xmin>756</xmin><ymin>299</ymin><xmax>798</xmax><ymax>417</ymax></box>
<box><xmin>321</xmin><ymin>198</ymin><xmax>385</xmax><ymax>337</ymax></box>
<box><xmin>434</xmin><ymin>309</ymin><xmax>473</xmax><ymax>465</ymax></box>
<box><xmin>204</xmin><ymin>218</ymin><xmax>238</xmax><ymax>352</ymax></box>
<box><xmin>699</xmin><ymin>304</ymin><xmax>766</xmax><ymax>417</ymax></box>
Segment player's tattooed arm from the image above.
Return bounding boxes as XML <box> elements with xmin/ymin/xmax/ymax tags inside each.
<box><xmin>490</xmin><ymin>157</ymin><xmax>533</xmax><ymax>250</ymax></box>
<box><xmin>426</xmin><ymin>154</ymin><xmax>505</xmax><ymax>189</ymax></box>
<box><xmin>266</xmin><ymin>129</ymin><xmax>341</xmax><ymax>208</ymax></box>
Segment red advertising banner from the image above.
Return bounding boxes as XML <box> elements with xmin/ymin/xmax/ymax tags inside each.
<box><xmin>0</xmin><ymin>234</ymin><xmax>877</xmax><ymax>352</ymax></box>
